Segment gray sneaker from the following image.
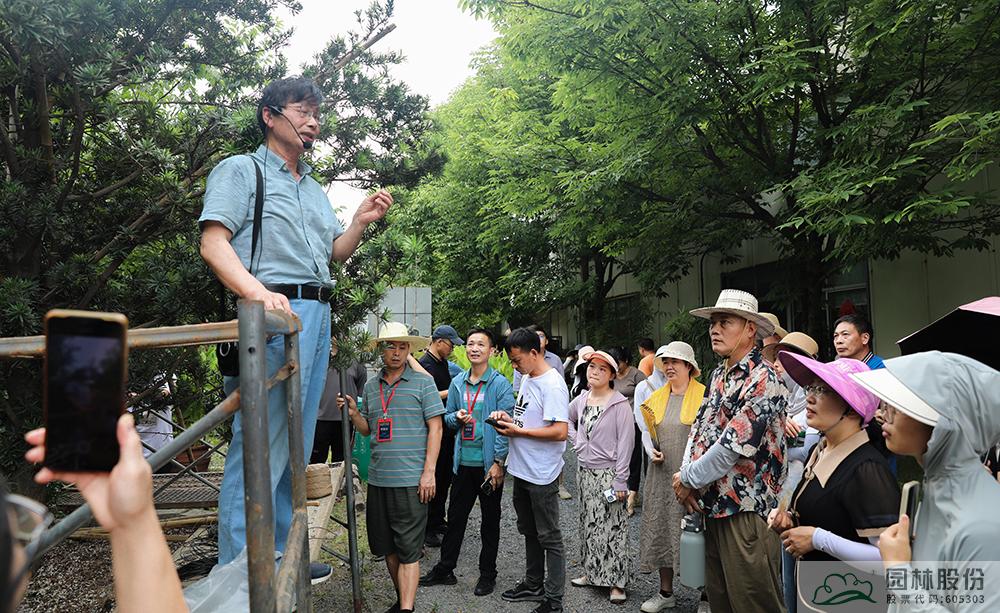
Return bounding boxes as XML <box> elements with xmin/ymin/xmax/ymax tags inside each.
<box><xmin>310</xmin><ymin>562</ymin><xmax>333</xmax><ymax>585</ymax></box>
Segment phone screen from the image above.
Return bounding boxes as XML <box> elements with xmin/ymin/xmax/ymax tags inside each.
<box><xmin>44</xmin><ymin>313</ymin><xmax>127</xmax><ymax>471</ymax></box>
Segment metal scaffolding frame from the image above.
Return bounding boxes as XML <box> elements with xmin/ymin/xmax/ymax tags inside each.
<box><xmin>0</xmin><ymin>300</ymin><xmax>364</xmax><ymax>612</ymax></box>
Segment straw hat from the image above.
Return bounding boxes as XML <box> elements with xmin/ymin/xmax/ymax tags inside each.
<box><xmin>758</xmin><ymin>313</ymin><xmax>788</xmax><ymax>340</ymax></box>
<box><xmin>654</xmin><ymin>341</ymin><xmax>701</xmax><ymax>378</ymax></box>
<box><xmin>368</xmin><ymin>321</ymin><xmax>430</xmax><ymax>352</ymax></box>
<box><xmin>762</xmin><ymin>331</ymin><xmax>818</xmax><ymax>363</ymax></box>
<box><xmin>689</xmin><ymin>289</ymin><xmax>776</xmax><ymax>337</ymax></box>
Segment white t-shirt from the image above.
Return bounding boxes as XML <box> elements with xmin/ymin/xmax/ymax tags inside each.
<box><xmin>507</xmin><ymin>367</ymin><xmax>570</xmax><ymax>485</ymax></box>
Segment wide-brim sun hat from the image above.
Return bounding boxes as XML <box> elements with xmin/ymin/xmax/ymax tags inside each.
<box><xmin>762</xmin><ymin>331</ymin><xmax>819</xmax><ymax>363</ymax></box>
<box><xmin>654</xmin><ymin>341</ymin><xmax>701</xmax><ymax>378</ymax></box>
<box><xmin>581</xmin><ymin>349</ymin><xmax>618</xmax><ymax>373</ymax></box>
<box><xmin>758</xmin><ymin>313</ymin><xmax>788</xmax><ymax>340</ymax></box>
<box><xmin>778</xmin><ymin>352</ymin><xmax>879</xmax><ymax>425</ymax></box>
<box><xmin>368</xmin><ymin>321</ymin><xmax>430</xmax><ymax>353</ymax></box>
<box><xmin>850</xmin><ymin>367</ymin><xmax>941</xmax><ymax>427</ymax></box>
<box><xmin>689</xmin><ymin>289</ymin><xmax>776</xmax><ymax>338</ymax></box>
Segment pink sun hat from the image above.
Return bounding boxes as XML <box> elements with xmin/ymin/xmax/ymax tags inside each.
<box><xmin>777</xmin><ymin>351</ymin><xmax>879</xmax><ymax>424</ymax></box>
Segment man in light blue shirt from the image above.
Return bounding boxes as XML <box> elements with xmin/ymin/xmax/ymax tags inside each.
<box><xmin>199</xmin><ymin>77</ymin><xmax>392</xmax><ymax>579</ymax></box>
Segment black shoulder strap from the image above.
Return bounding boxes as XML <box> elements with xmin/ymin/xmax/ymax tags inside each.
<box><xmin>248</xmin><ymin>156</ymin><xmax>264</xmax><ymax>275</ymax></box>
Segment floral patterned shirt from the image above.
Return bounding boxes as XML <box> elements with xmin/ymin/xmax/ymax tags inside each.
<box><xmin>687</xmin><ymin>347</ymin><xmax>787</xmax><ymax>519</ymax></box>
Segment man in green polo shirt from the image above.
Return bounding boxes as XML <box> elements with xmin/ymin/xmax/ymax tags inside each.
<box><xmin>344</xmin><ymin>321</ymin><xmax>444</xmax><ymax>613</ymax></box>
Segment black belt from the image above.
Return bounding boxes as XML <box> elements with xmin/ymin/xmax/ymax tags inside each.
<box><xmin>266</xmin><ymin>284</ymin><xmax>332</xmax><ymax>303</ymax></box>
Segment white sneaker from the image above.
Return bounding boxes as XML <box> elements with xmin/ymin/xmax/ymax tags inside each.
<box><xmin>697</xmin><ymin>600</ymin><xmax>711</xmax><ymax>613</ymax></box>
<box><xmin>640</xmin><ymin>592</ymin><xmax>676</xmax><ymax>612</ymax></box>
<box><xmin>558</xmin><ymin>485</ymin><xmax>572</xmax><ymax>500</ymax></box>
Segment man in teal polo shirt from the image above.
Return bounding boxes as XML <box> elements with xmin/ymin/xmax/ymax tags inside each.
<box><xmin>199</xmin><ymin>76</ymin><xmax>392</xmax><ymax>578</ymax></box>
<box><xmin>344</xmin><ymin>321</ymin><xmax>444</xmax><ymax>613</ymax></box>
<box><xmin>420</xmin><ymin>327</ymin><xmax>514</xmax><ymax>596</ymax></box>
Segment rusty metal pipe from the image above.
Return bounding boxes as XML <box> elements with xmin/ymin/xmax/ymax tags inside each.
<box><xmin>0</xmin><ymin>310</ymin><xmax>300</xmax><ymax>359</ymax></box>
<box><xmin>239</xmin><ymin>300</ymin><xmax>277</xmax><ymax>613</ymax></box>
<box><xmin>283</xmin><ymin>332</ymin><xmax>313</xmax><ymax>612</ymax></box>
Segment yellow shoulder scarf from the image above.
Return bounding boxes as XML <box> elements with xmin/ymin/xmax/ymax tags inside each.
<box><xmin>639</xmin><ymin>379</ymin><xmax>706</xmax><ymax>446</ymax></box>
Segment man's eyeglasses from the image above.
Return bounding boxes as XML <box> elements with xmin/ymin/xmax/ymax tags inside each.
<box><xmin>803</xmin><ymin>384</ymin><xmax>832</xmax><ymax>398</ymax></box>
<box><xmin>282</xmin><ymin>105</ymin><xmax>321</xmax><ymax>121</ymax></box>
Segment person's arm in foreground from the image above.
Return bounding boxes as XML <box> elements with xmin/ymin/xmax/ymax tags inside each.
<box><xmin>25</xmin><ymin>414</ymin><xmax>187</xmax><ymax>613</ymax></box>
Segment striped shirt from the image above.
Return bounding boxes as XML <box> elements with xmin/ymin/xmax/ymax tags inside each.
<box><xmin>361</xmin><ymin>366</ymin><xmax>445</xmax><ymax>487</ymax></box>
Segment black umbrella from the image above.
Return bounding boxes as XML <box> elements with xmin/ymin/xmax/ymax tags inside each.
<box><xmin>897</xmin><ymin>297</ymin><xmax>1000</xmax><ymax>370</ymax></box>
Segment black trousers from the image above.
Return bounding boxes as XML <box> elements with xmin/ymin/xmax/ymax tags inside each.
<box><xmin>310</xmin><ymin>420</ymin><xmax>350</xmax><ymax>464</ymax></box>
<box><xmin>435</xmin><ymin>464</ymin><xmax>504</xmax><ymax>579</ymax></box>
<box><xmin>627</xmin><ymin>423</ymin><xmax>647</xmax><ymax>491</ymax></box>
<box><xmin>426</xmin><ymin>429</ymin><xmax>456</xmax><ymax>534</ymax></box>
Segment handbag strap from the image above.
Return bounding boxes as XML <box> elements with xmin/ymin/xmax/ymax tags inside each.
<box><xmin>216</xmin><ymin>156</ymin><xmax>264</xmax><ymax>321</ymax></box>
<box><xmin>248</xmin><ymin>155</ymin><xmax>264</xmax><ymax>275</ymax></box>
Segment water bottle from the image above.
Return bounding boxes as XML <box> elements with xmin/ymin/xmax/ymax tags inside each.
<box><xmin>679</xmin><ymin>512</ymin><xmax>705</xmax><ymax>589</ymax></box>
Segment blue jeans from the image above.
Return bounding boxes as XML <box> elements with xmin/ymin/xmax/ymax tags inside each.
<box><xmin>217</xmin><ymin>299</ymin><xmax>330</xmax><ymax>565</ymax></box>
<box><xmin>782</xmin><ymin>548</ymin><xmax>797</xmax><ymax>613</ymax></box>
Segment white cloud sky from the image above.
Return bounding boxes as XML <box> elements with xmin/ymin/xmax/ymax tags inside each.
<box><xmin>276</xmin><ymin>1</ymin><xmax>497</xmax><ymax>219</ymax></box>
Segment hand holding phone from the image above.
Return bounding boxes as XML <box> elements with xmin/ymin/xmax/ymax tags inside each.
<box><xmin>43</xmin><ymin>310</ymin><xmax>128</xmax><ymax>472</ymax></box>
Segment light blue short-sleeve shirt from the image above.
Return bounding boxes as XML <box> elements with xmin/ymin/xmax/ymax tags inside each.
<box><xmin>199</xmin><ymin>145</ymin><xmax>344</xmax><ymax>286</ymax></box>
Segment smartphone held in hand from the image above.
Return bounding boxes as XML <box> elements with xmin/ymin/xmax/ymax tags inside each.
<box><xmin>899</xmin><ymin>480</ymin><xmax>921</xmax><ymax>542</ymax></box>
<box><xmin>43</xmin><ymin>309</ymin><xmax>128</xmax><ymax>472</ymax></box>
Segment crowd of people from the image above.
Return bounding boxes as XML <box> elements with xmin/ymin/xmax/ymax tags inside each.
<box><xmin>329</xmin><ymin>287</ymin><xmax>1000</xmax><ymax>613</ymax></box>
<box><xmin>3</xmin><ymin>74</ymin><xmax>999</xmax><ymax>613</ymax></box>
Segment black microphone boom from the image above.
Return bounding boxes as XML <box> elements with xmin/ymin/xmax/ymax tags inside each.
<box><xmin>268</xmin><ymin>105</ymin><xmax>312</xmax><ymax>149</ymax></box>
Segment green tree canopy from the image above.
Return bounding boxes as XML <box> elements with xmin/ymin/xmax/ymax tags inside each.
<box><xmin>401</xmin><ymin>0</ymin><xmax>1000</xmax><ymax>341</ymax></box>
<box><xmin>0</xmin><ymin>0</ymin><xmax>432</xmax><ymax>486</ymax></box>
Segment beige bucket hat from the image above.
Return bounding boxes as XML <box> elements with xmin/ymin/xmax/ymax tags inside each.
<box><xmin>761</xmin><ymin>331</ymin><xmax>819</xmax><ymax>363</ymax></box>
<box><xmin>654</xmin><ymin>341</ymin><xmax>701</xmax><ymax>378</ymax></box>
<box><xmin>758</xmin><ymin>313</ymin><xmax>788</xmax><ymax>340</ymax></box>
<box><xmin>368</xmin><ymin>321</ymin><xmax>430</xmax><ymax>353</ymax></box>
<box><xmin>689</xmin><ymin>289</ymin><xmax>776</xmax><ymax>338</ymax></box>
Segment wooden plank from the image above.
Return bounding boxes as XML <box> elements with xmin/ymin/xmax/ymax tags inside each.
<box><xmin>307</xmin><ymin>462</ymin><xmax>345</xmax><ymax>561</ymax></box>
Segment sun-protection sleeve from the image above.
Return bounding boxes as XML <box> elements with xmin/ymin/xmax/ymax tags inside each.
<box><xmin>681</xmin><ymin>438</ymin><xmax>740</xmax><ymax>489</ymax></box>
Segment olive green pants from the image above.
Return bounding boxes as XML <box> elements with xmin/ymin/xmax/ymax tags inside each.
<box><xmin>705</xmin><ymin>511</ymin><xmax>785</xmax><ymax>613</ymax></box>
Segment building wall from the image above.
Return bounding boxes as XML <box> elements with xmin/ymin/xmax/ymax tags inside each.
<box><xmin>550</xmin><ymin>239</ymin><xmax>999</xmax><ymax>359</ymax></box>
<box><xmin>869</xmin><ymin>240</ymin><xmax>1000</xmax><ymax>358</ymax></box>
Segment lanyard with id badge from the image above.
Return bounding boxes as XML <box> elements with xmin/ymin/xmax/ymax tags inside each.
<box><xmin>462</xmin><ymin>381</ymin><xmax>484</xmax><ymax>441</ymax></box>
<box><xmin>376</xmin><ymin>380</ymin><xmax>400</xmax><ymax>443</ymax></box>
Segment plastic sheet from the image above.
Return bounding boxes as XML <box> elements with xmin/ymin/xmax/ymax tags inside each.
<box><xmin>183</xmin><ymin>547</ymin><xmax>260</xmax><ymax>612</ymax></box>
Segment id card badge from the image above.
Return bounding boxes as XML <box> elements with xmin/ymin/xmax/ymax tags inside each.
<box><xmin>462</xmin><ymin>420</ymin><xmax>476</xmax><ymax>441</ymax></box>
<box><xmin>376</xmin><ymin>418</ymin><xmax>393</xmax><ymax>443</ymax></box>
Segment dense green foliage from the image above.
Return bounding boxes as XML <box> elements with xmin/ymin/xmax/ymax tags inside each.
<box><xmin>393</xmin><ymin>0</ymin><xmax>1000</xmax><ymax>344</ymax></box>
<box><xmin>0</xmin><ymin>0</ymin><xmax>432</xmax><ymax>487</ymax></box>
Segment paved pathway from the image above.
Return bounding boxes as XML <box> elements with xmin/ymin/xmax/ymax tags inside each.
<box><xmin>316</xmin><ymin>447</ymin><xmax>702</xmax><ymax>612</ymax></box>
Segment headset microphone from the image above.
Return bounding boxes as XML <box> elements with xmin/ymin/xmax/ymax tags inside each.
<box><xmin>267</xmin><ymin>105</ymin><xmax>312</xmax><ymax>150</ymax></box>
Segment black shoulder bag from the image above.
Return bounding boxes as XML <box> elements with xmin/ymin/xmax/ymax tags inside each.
<box><xmin>215</xmin><ymin>157</ymin><xmax>264</xmax><ymax>377</ymax></box>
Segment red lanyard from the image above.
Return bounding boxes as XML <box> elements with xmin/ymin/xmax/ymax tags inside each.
<box><xmin>465</xmin><ymin>381</ymin><xmax>484</xmax><ymax>416</ymax></box>
<box><xmin>380</xmin><ymin>380</ymin><xmax>400</xmax><ymax>417</ymax></box>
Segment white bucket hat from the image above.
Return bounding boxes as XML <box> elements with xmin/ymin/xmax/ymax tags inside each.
<box><xmin>689</xmin><ymin>289</ymin><xmax>776</xmax><ymax>338</ymax></box>
<box><xmin>655</xmin><ymin>341</ymin><xmax>701</xmax><ymax>378</ymax></box>
<box><xmin>368</xmin><ymin>321</ymin><xmax>430</xmax><ymax>353</ymax></box>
